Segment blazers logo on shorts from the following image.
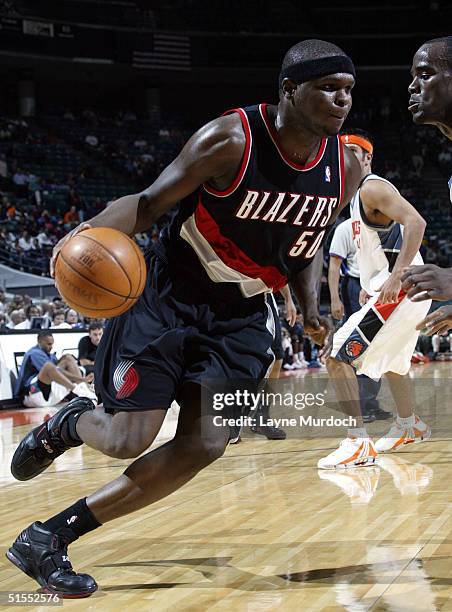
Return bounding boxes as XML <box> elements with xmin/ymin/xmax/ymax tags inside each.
<box><xmin>345</xmin><ymin>339</ymin><xmax>365</xmax><ymax>359</ymax></box>
<box><xmin>113</xmin><ymin>360</ymin><xmax>139</xmax><ymax>399</ymax></box>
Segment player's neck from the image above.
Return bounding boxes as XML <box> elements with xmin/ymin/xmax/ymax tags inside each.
<box><xmin>272</xmin><ymin>104</ymin><xmax>323</xmax><ymax>165</ymax></box>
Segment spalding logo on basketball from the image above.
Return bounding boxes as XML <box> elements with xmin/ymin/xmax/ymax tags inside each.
<box><xmin>345</xmin><ymin>339</ymin><xmax>364</xmax><ymax>358</ymax></box>
<box><xmin>55</xmin><ymin>227</ymin><xmax>147</xmax><ymax>319</ymax></box>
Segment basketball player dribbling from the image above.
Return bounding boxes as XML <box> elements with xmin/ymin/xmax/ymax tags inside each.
<box><xmin>401</xmin><ymin>37</ymin><xmax>452</xmax><ymax>332</ymax></box>
<box><xmin>7</xmin><ymin>40</ymin><xmax>361</xmax><ymax>596</ymax></box>
<box><xmin>319</xmin><ymin>128</ymin><xmax>431</xmax><ymax>470</ymax></box>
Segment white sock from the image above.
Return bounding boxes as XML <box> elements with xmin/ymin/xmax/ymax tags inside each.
<box><xmin>348</xmin><ymin>427</ymin><xmax>368</xmax><ymax>439</ymax></box>
<box><xmin>396</xmin><ymin>414</ymin><xmax>416</xmax><ymax>428</ymax></box>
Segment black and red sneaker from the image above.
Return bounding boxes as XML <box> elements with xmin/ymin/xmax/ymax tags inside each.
<box><xmin>6</xmin><ymin>522</ymin><xmax>97</xmax><ymax>598</ymax></box>
<box><xmin>11</xmin><ymin>397</ymin><xmax>95</xmax><ymax>481</ymax></box>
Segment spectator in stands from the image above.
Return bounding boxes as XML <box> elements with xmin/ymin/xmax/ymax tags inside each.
<box><xmin>14</xmin><ymin>330</ymin><xmax>96</xmax><ymax>407</ymax></box>
<box><xmin>0</xmin><ymin>290</ymin><xmax>6</xmax><ymax>313</ymax></box>
<box><xmin>63</xmin><ymin>206</ymin><xmax>80</xmax><ymax>227</ymax></box>
<box><xmin>14</xmin><ymin>304</ymin><xmax>43</xmax><ymax>330</ymax></box>
<box><xmin>6</xmin><ymin>309</ymin><xmax>25</xmax><ymax>328</ymax></box>
<box><xmin>78</xmin><ymin>322</ymin><xmax>103</xmax><ymax>376</ymax></box>
<box><xmin>65</xmin><ymin>308</ymin><xmax>83</xmax><ymax>328</ymax></box>
<box><xmin>0</xmin><ymin>313</ymin><xmax>8</xmax><ymax>330</ymax></box>
<box><xmin>51</xmin><ymin>310</ymin><xmax>71</xmax><ymax>329</ymax></box>
<box><xmin>18</xmin><ymin>230</ymin><xmax>34</xmax><ymax>252</ymax></box>
<box><xmin>37</xmin><ymin>229</ymin><xmax>55</xmax><ymax>249</ymax></box>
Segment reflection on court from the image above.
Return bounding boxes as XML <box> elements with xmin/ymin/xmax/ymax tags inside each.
<box><xmin>0</xmin><ymin>363</ymin><xmax>451</xmax><ymax>610</ymax></box>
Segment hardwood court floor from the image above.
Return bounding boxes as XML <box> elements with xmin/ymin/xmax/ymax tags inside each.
<box><xmin>0</xmin><ymin>363</ymin><xmax>452</xmax><ymax>611</ymax></box>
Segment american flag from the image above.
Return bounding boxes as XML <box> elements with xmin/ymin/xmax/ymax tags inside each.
<box><xmin>133</xmin><ymin>33</ymin><xmax>191</xmax><ymax>71</ymax></box>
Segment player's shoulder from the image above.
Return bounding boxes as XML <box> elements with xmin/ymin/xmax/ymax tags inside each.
<box><xmin>194</xmin><ymin>112</ymin><xmax>246</xmax><ymax>157</ymax></box>
<box><xmin>360</xmin><ymin>174</ymin><xmax>399</xmax><ymax>200</ymax></box>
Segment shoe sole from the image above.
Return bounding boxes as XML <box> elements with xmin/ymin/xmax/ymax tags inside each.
<box><xmin>318</xmin><ymin>456</ymin><xmax>377</xmax><ymax>470</ymax></box>
<box><xmin>6</xmin><ymin>549</ymin><xmax>96</xmax><ymax>599</ymax></box>
<box><xmin>377</xmin><ymin>427</ymin><xmax>432</xmax><ymax>454</ymax></box>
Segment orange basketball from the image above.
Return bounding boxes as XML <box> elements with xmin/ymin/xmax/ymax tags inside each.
<box><xmin>55</xmin><ymin>227</ymin><xmax>147</xmax><ymax>318</ymax></box>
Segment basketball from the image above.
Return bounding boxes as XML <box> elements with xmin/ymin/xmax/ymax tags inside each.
<box><xmin>54</xmin><ymin>227</ymin><xmax>147</xmax><ymax>318</ymax></box>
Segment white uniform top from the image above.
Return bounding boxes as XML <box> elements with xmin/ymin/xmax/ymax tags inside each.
<box><xmin>350</xmin><ymin>173</ymin><xmax>424</xmax><ymax>296</ymax></box>
<box><xmin>329</xmin><ymin>218</ymin><xmax>360</xmax><ymax>278</ymax></box>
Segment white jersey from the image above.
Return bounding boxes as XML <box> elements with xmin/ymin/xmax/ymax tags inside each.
<box><xmin>329</xmin><ymin>218</ymin><xmax>360</xmax><ymax>278</ymax></box>
<box><xmin>350</xmin><ymin>173</ymin><xmax>424</xmax><ymax>295</ymax></box>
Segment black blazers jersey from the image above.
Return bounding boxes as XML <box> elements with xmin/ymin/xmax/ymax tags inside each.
<box><xmin>161</xmin><ymin>103</ymin><xmax>345</xmax><ymax>298</ymax></box>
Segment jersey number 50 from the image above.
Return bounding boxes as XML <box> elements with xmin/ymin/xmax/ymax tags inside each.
<box><xmin>289</xmin><ymin>230</ymin><xmax>326</xmax><ymax>258</ymax></box>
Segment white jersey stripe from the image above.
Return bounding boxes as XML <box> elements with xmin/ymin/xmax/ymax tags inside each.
<box><xmin>180</xmin><ymin>213</ymin><xmax>271</xmax><ymax>298</ymax></box>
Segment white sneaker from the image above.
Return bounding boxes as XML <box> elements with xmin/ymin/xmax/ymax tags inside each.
<box><xmin>291</xmin><ymin>359</ymin><xmax>303</xmax><ymax>370</ymax></box>
<box><xmin>72</xmin><ymin>382</ymin><xmax>98</xmax><ymax>404</ymax></box>
<box><xmin>318</xmin><ymin>466</ymin><xmax>380</xmax><ymax>504</ymax></box>
<box><xmin>283</xmin><ymin>363</ymin><xmax>295</xmax><ymax>370</ymax></box>
<box><xmin>375</xmin><ymin>416</ymin><xmax>431</xmax><ymax>453</ymax></box>
<box><xmin>318</xmin><ymin>437</ymin><xmax>378</xmax><ymax>470</ymax></box>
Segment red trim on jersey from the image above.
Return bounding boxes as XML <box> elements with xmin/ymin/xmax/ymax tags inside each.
<box><xmin>338</xmin><ymin>135</ymin><xmax>345</xmax><ymax>204</ymax></box>
<box><xmin>373</xmin><ymin>290</ymin><xmax>406</xmax><ymax>321</ymax></box>
<box><xmin>194</xmin><ymin>200</ymin><xmax>287</xmax><ymax>291</ymax></box>
<box><xmin>203</xmin><ymin>108</ymin><xmax>252</xmax><ymax>197</ymax></box>
<box><xmin>259</xmin><ymin>103</ymin><xmax>327</xmax><ymax>171</ymax></box>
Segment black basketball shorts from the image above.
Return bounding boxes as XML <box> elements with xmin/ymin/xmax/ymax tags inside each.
<box><xmin>95</xmin><ymin>253</ymin><xmax>277</xmax><ymax>411</ymax></box>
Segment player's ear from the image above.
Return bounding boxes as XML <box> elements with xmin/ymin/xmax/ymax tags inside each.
<box><xmin>281</xmin><ymin>78</ymin><xmax>297</xmax><ymax>102</ymax></box>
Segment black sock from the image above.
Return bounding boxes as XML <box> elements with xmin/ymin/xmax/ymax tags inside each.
<box><xmin>42</xmin><ymin>498</ymin><xmax>102</xmax><ymax>543</ymax></box>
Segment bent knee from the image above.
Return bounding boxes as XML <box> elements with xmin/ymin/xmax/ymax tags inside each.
<box><xmin>104</xmin><ymin>436</ymin><xmax>152</xmax><ymax>459</ymax></box>
<box><xmin>178</xmin><ymin>434</ymin><xmax>227</xmax><ymax>469</ymax></box>
<box><xmin>39</xmin><ymin>362</ymin><xmax>58</xmax><ymax>376</ymax></box>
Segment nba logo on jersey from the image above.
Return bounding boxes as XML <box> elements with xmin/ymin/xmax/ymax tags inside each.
<box><xmin>448</xmin><ymin>175</ymin><xmax>452</xmax><ymax>204</ymax></box>
<box><xmin>325</xmin><ymin>165</ymin><xmax>331</xmax><ymax>182</ymax></box>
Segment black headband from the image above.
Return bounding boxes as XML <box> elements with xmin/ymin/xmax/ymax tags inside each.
<box><xmin>279</xmin><ymin>55</ymin><xmax>356</xmax><ymax>87</ymax></box>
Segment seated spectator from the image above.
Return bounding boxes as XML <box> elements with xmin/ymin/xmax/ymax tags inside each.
<box><xmin>18</xmin><ymin>230</ymin><xmax>34</xmax><ymax>252</ymax></box>
<box><xmin>0</xmin><ymin>290</ymin><xmax>6</xmax><ymax>313</ymax></box>
<box><xmin>63</xmin><ymin>205</ymin><xmax>80</xmax><ymax>226</ymax></box>
<box><xmin>65</xmin><ymin>308</ymin><xmax>83</xmax><ymax>328</ymax></box>
<box><xmin>14</xmin><ymin>304</ymin><xmax>43</xmax><ymax>330</ymax></box>
<box><xmin>37</xmin><ymin>229</ymin><xmax>55</xmax><ymax>249</ymax></box>
<box><xmin>6</xmin><ymin>309</ymin><xmax>26</xmax><ymax>328</ymax></box>
<box><xmin>50</xmin><ymin>310</ymin><xmax>71</xmax><ymax>328</ymax></box>
<box><xmin>14</xmin><ymin>330</ymin><xmax>97</xmax><ymax>408</ymax></box>
<box><xmin>78</xmin><ymin>322</ymin><xmax>103</xmax><ymax>375</ymax></box>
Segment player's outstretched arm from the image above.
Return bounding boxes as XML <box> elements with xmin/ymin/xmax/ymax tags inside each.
<box><xmin>50</xmin><ymin>114</ymin><xmax>245</xmax><ymax>275</ymax></box>
<box><xmin>361</xmin><ymin>180</ymin><xmax>426</xmax><ymax>304</ymax></box>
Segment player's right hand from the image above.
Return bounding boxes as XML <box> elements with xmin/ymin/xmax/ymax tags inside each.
<box><xmin>50</xmin><ymin>223</ymin><xmax>92</xmax><ymax>279</ymax></box>
<box><xmin>305</xmin><ymin>314</ymin><xmax>332</xmax><ymax>350</ymax></box>
<box><xmin>331</xmin><ymin>298</ymin><xmax>344</xmax><ymax>321</ymax></box>
<box><xmin>416</xmin><ymin>305</ymin><xmax>452</xmax><ymax>336</ymax></box>
<box><xmin>359</xmin><ymin>289</ymin><xmax>371</xmax><ymax>306</ymax></box>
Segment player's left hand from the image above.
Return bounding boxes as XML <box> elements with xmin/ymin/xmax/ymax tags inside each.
<box><xmin>378</xmin><ymin>274</ymin><xmax>402</xmax><ymax>304</ymax></box>
<box><xmin>401</xmin><ymin>264</ymin><xmax>452</xmax><ymax>302</ymax></box>
<box><xmin>416</xmin><ymin>305</ymin><xmax>452</xmax><ymax>336</ymax></box>
<box><xmin>304</xmin><ymin>314</ymin><xmax>332</xmax><ymax>350</ymax></box>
